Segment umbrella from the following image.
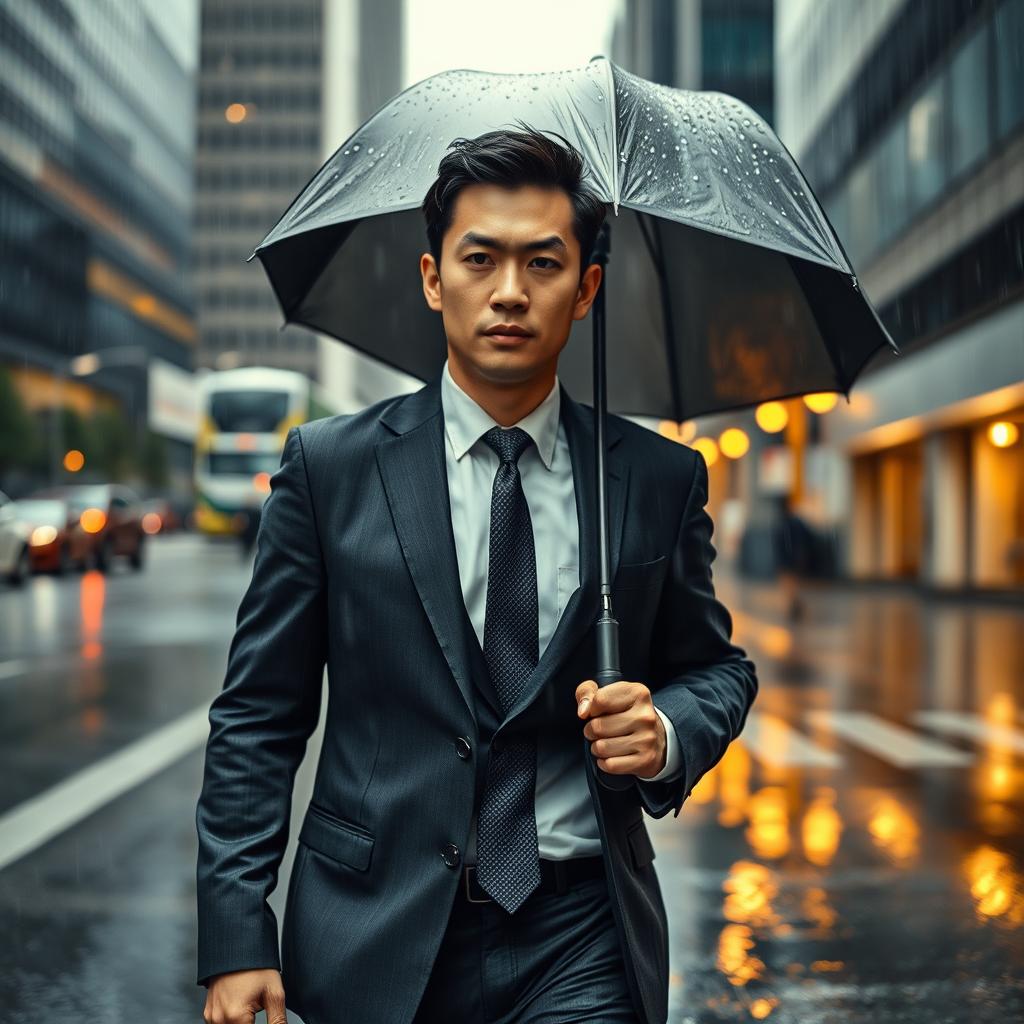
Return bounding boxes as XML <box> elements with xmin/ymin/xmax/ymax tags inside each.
<box><xmin>247</xmin><ymin>55</ymin><xmax>900</xmax><ymax>790</ymax></box>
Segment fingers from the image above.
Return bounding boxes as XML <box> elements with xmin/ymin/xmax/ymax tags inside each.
<box><xmin>575</xmin><ymin>679</ymin><xmax>599</xmax><ymax>716</ymax></box>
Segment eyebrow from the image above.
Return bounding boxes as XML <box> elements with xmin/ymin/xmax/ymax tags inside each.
<box><xmin>455</xmin><ymin>231</ymin><xmax>569</xmax><ymax>256</ymax></box>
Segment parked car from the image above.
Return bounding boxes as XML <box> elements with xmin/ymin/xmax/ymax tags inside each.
<box><xmin>8</xmin><ymin>497</ymin><xmax>89</xmax><ymax>575</ymax></box>
<box><xmin>28</xmin><ymin>484</ymin><xmax>146</xmax><ymax>573</ymax></box>
<box><xmin>0</xmin><ymin>489</ymin><xmax>33</xmax><ymax>585</ymax></box>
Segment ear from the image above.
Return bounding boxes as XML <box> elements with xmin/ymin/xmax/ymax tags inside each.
<box><xmin>421</xmin><ymin>252</ymin><xmax>442</xmax><ymax>313</ymax></box>
<box><xmin>572</xmin><ymin>263</ymin><xmax>603</xmax><ymax>321</ymax></box>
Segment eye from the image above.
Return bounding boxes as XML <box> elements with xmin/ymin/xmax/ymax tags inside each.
<box><xmin>463</xmin><ymin>253</ymin><xmax>560</xmax><ymax>269</ymax></box>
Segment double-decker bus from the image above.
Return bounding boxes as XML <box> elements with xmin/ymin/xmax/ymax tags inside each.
<box><xmin>193</xmin><ymin>367</ymin><xmax>342</xmax><ymax>536</ymax></box>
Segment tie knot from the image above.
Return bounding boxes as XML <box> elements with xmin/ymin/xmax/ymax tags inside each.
<box><xmin>482</xmin><ymin>425</ymin><xmax>533</xmax><ymax>465</ymax></box>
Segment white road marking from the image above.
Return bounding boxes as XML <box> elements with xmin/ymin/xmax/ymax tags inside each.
<box><xmin>911</xmin><ymin>710</ymin><xmax>1024</xmax><ymax>755</ymax></box>
<box><xmin>806</xmin><ymin>710</ymin><xmax>974</xmax><ymax>767</ymax></box>
<box><xmin>0</xmin><ymin>704</ymin><xmax>211</xmax><ymax>871</ymax></box>
<box><xmin>740</xmin><ymin>711</ymin><xmax>843</xmax><ymax>767</ymax></box>
<box><xmin>0</xmin><ymin>659</ymin><xmax>30</xmax><ymax>680</ymax></box>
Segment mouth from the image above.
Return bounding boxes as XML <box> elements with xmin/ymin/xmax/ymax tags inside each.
<box><xmin>483</xmin><ymin>326</ymin><xmax>533</xmax><ymax>345</ymax></box>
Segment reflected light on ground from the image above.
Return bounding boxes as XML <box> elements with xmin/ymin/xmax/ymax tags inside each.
<box><xmin>746</xmin><ymin>786</ymin><xmax>790</xmax><ymax>860</ymax></box>
<box><xmin>801</xmin><ymin>787</ymin><xmax>843</xmax><ymax>867</ymax></box>
<box><xmin>80</xmin><ymin>570</ymin><xmax>105</xmax><ymax>660</ymax></box>
<box><xmin>963</xmin><ymin>845</ymin><xmax>1024</xmax><ymax>925</ymax></box>
<box><xmin>715</xmin><ymin>741</ymin><xmax>751</xmax><ymax>828</ymax></box>
<box><xmin>866</xmin><ymin>794</ymin><xmax>920</xmax><ymax>864</ymax></box>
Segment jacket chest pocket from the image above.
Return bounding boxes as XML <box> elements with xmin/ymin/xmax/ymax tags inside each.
<box><xmin>613</xmin><ymin>553</ymin><xmax>668</xmax><ymax>591</ymax></box>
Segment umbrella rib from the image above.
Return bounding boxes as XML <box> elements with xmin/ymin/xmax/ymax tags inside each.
<box><xmin>602</xmin><ymin>57</ymin><xmax>620</xmax><ymax>213</ymax></box>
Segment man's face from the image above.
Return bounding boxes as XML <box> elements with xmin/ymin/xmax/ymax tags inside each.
<box><xmin>421</xmin><ymin>182</ymin><xmax>602</xmax><ymax>388</ymax></box>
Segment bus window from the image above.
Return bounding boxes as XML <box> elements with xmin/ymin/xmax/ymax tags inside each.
<box><xmin>210</xmin><ymin>391</ymin><xmax>290</xmax><ymax>432</ymax></box>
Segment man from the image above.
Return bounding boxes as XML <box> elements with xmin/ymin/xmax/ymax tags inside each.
<box><xmin>196</xmin><ymin>125</ymin><xmax>758</xmax><ymax>1024</ymax></box>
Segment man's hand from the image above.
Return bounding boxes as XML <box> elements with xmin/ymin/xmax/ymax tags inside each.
<box><xmin>576</xmin><ymin>680</ymin><xmax>667</xmax><ymax>779</ymax></box>
<box><xmin>203</xmin><ymin>968</ymin><xmax>287</xmax><ymax>1024</ymax></box>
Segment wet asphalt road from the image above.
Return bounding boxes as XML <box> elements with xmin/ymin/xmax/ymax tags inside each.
<box><xmin>0</xmin><ymin>533</ymin><xmax>1021</xmax><ymax>1022</ymax></box>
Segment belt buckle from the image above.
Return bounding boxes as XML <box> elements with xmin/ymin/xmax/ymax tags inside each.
<box><xmin>464</xmin><ymin>865</ymin><xmax>492</xmax><ymax>904</ymax></box>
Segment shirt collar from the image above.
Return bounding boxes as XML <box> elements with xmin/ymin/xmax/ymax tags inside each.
<box><xmin>441</xmin><ymin>357</ymin><xmax>560</xmax><ymax>470</ymax></box>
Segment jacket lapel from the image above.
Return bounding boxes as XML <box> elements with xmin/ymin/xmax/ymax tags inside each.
<box><xmin>375</xmin><ymin>371</ymin><xmax>628</xmax><ymax>726</ymax></box>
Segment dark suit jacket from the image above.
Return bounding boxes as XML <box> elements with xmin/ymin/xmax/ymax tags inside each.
<box><xmin>195</xmin><ymin>370</ymin><xmax>758</xmax><ymax>1024</ymax></box>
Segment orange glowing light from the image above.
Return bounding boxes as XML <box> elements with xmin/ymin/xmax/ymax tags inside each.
<box><xmin>988</xmin><ymin>421</ymin><xmax>1019</xmax><ymax>448</ymax></box>
<box><xmin>253</xmin><ymin>472</ymin><xmax>271</xmax><ymax>493</ymax></box>
<box><xmin>719</xmin><ymin>428</ymin><xmax>750</xmax><ymax>459</ymax></box>
<box><xmin>141</xmin><ymin>512</ymin><xmax>162</xmax><ymax>534</ymax></box>
<box><xmin>236</xmin><ymin>432</ymin><xmax>256</xmax><ymax>450</ymax></box>
<box><xmin>63</xmin><ymin>449</ymin><xmax>85</xmax><ymax>472</ymax></box>
<box><xmin>79</xmin><ymin>507</ymin><xmax>107</xmax><ymax>533</ymax></box>
<box><xmin>755</xmin><ymin>401</ymin><xmax>788</xmax><ymax>433</ymax></box>
<box><xmin>657</xmin><ymin>419</ymin><xmax>697</xmax><ymax>444</ymax></box>
<box><xmin>803</xmin><ymin>392</ymin><xmax>838</xmax><ymax>414</ymax></box>
<box><xmin>692</xmin><ymin>436</ymin><xmax>719</xmax><ymax>466</ymax></box>
<box><xmin>225</xmin><ymin>103</ymin><xmax>247</xmax><ymax>123</ymax></box>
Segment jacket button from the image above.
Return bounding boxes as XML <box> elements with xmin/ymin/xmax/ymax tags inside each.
<box><xmin>441</xmin><ymin>843</ymin><xmax>461</xmax><ymax>868</ymax></box>
<box><xmin>455</xmin><ymin>736</ymin><xmax>472</xmax><ymax>759</ymax></box>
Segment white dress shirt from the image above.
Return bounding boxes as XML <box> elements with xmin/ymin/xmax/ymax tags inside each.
<box><xmin>440</xmin><ymin>359</ymin><xmax>682</xmax><ymax>864</ymax></box>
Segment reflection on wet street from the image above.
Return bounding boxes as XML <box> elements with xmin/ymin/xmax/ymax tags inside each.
<box><xmin>0</xmin><ymin>536</ymin><xmax>1021</xmax><ymax>1022</ymax></box>
<box><xmin>655</xmin><ymin>573</ymin><xmax>1024</xmax><ymax>1023</ymax></box>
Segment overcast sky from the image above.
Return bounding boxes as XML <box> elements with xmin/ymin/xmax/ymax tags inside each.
<box><xmin>402</xmin><ymin>0</ymin><xmax>623</xmax><ymax>87</ymax></box>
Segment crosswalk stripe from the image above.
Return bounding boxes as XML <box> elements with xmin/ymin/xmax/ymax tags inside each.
<box><xmin>0</xmin><ymin>704</ymin><xmax>211</xmax><ymax>872</ymax></box>
<box><xmin>740</xmin><ymin>711</ymin><xmax>842</xmax><ymax>767</ymax></box>
<box><xmin>805</xmin><ymin>710</ymin><xmax>974</xmax><ymax>767</ymax></box>
<box><xmin>911</xmin><ymin>711</ymin><xmax>1024</xmax><ymax>754</ymax></box>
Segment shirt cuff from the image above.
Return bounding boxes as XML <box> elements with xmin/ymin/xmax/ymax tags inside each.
<box><xmin>644</xmin><ymin>705</ymin><xmax>683</xmax><ymax>782</ymax></box>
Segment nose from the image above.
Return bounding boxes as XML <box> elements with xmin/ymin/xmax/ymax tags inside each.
<box><xmin>490</xmin><ymin>263</ymin><xmax>529</xmax><ymax>309</ymax></box>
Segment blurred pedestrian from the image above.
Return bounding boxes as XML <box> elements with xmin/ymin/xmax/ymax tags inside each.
<box><xmin>773</xmin><ymin>496</ymin><xmax>814</xmax><ymax>622</ymax></box>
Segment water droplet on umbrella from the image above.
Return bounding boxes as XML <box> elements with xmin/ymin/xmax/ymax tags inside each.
<box><xmin>353</xmin><ymin>144</ymin><xmax>360</xmax><ymax>151</ymax></box>
<box><xmin>692</xmin><ymin>174</ymin><xmax>699</xmax><ymax>181</ymax></box>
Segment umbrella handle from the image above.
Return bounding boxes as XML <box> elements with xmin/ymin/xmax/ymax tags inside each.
<box><xmin>594</xmin><ymin>615</ymin><xmax>637</xmax><ymax>791</ymax></box>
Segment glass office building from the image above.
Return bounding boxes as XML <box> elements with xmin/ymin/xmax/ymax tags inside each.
<box><xmin>0</xmin><ymin>0</ymin><xmax>199</xmax><ymax>480</ymax></box>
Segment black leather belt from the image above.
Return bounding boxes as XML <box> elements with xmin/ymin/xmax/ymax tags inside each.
<box><xmin>460</xmin><ymin>855</ymin><xmax>606</xmax><ymax>904</ymax></box>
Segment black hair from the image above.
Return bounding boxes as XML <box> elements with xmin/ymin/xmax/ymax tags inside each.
<box><xmin>421</xmin><ymin>119</ymin><xmax>607</xmax><ymax>285</ymax></box>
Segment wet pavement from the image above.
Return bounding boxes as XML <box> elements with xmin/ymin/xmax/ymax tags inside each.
<box><xmin>0</xmin><ymin>534</ymin><xmax>1021</xmax><ymax>1022</ymax></box>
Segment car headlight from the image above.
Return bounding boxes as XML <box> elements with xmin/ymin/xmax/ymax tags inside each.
<box><xmin>30</xmin><ymin>525</ymin><xmax>58</xmax><ymax>546</ymax></box>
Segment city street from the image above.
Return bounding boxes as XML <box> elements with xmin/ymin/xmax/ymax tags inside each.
<box><xmin>0</xmin><ymin>535</ymin><xmax>1020</xmax><ymax>1022</ymax></box>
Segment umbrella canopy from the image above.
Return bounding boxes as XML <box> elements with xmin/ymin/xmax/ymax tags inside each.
<box><xmin>249</xmin><ymin>55</ymin><xmax>899</xmax><ymax>422</ymax></box>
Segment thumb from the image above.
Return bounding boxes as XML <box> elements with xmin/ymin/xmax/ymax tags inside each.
<box><xmin>263</xmin><ymin>983</ymin><xmax>288</xmax><ymax>1024</ymax></box>
<box><xmin>576</xmin><ymin>680</ymin><xmax>599</xmax><ymax>717</ymax></box>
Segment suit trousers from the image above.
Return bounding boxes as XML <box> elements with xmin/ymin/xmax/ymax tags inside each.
<box><xmin>411</xmin><ymin>859</ymin><xmax>642</xmax><ymax>1024</ymax></box>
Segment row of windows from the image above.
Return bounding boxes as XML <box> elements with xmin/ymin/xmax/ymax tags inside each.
<box><xmin>802</xmin><ymin>0</ymin><xmax>1014</xmax><ymax>197</ymax></box>
<box><xmin>197</xmin><ymin>123</ymin><xmax>319</xmax><ymax>149</ymax></box>
<box><xmin>824</xmin><ymin>0</ymin><xmax>1024</xmax><ymax>271</ymax></box>
<box><xmin>201</xmin><ymin>7</ymin><xmax>320</xmax><ymax>32</ymax></box>
<box><xmin>873</xmin><ymin>199</ymin><xmax>1024</xmax><ymax>360</ymax></box>
<box><xmin>201</xmin><ymin>330</ymin><xmax>317</xmax><ymax>351</ymax></box>
<box><xmin>199</xmin><ymin>83</ymin><xmax>320</xmax><ymax>112</ymax></box>
<box><xmin>195</xmin><ymin>165</ymin><xmax>317</xmax><ymax>189</ymax></box>
<box><xmin>194</xmin><ymin>206</ymin><xmax>286</xmax><ymax>229</ymax></box>
<box><xmin>200</xmin><ymin>288</ymin><xmax>280</xmax><ymax>310</ymax></box>
<box><xmin>200</xmin><ymin>44</ymin><xmax>320</xmax><ymax>70</ymax></box>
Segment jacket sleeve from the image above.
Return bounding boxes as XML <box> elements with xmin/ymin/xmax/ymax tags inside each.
<box><xmin>636</xmin><ymin>447</ymin><xmax>759</xmax><ymax>818</ymax></box>
<box><xmin>195</xmin><ymin>426</ymin><xmax>328</xmax><ymax>986</ymax></box>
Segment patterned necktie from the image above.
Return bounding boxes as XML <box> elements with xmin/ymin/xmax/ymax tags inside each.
<box><xmin>475</xmin><ymin>425</ymin><xmax>542</xmax><ymax>913</ymax></box>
